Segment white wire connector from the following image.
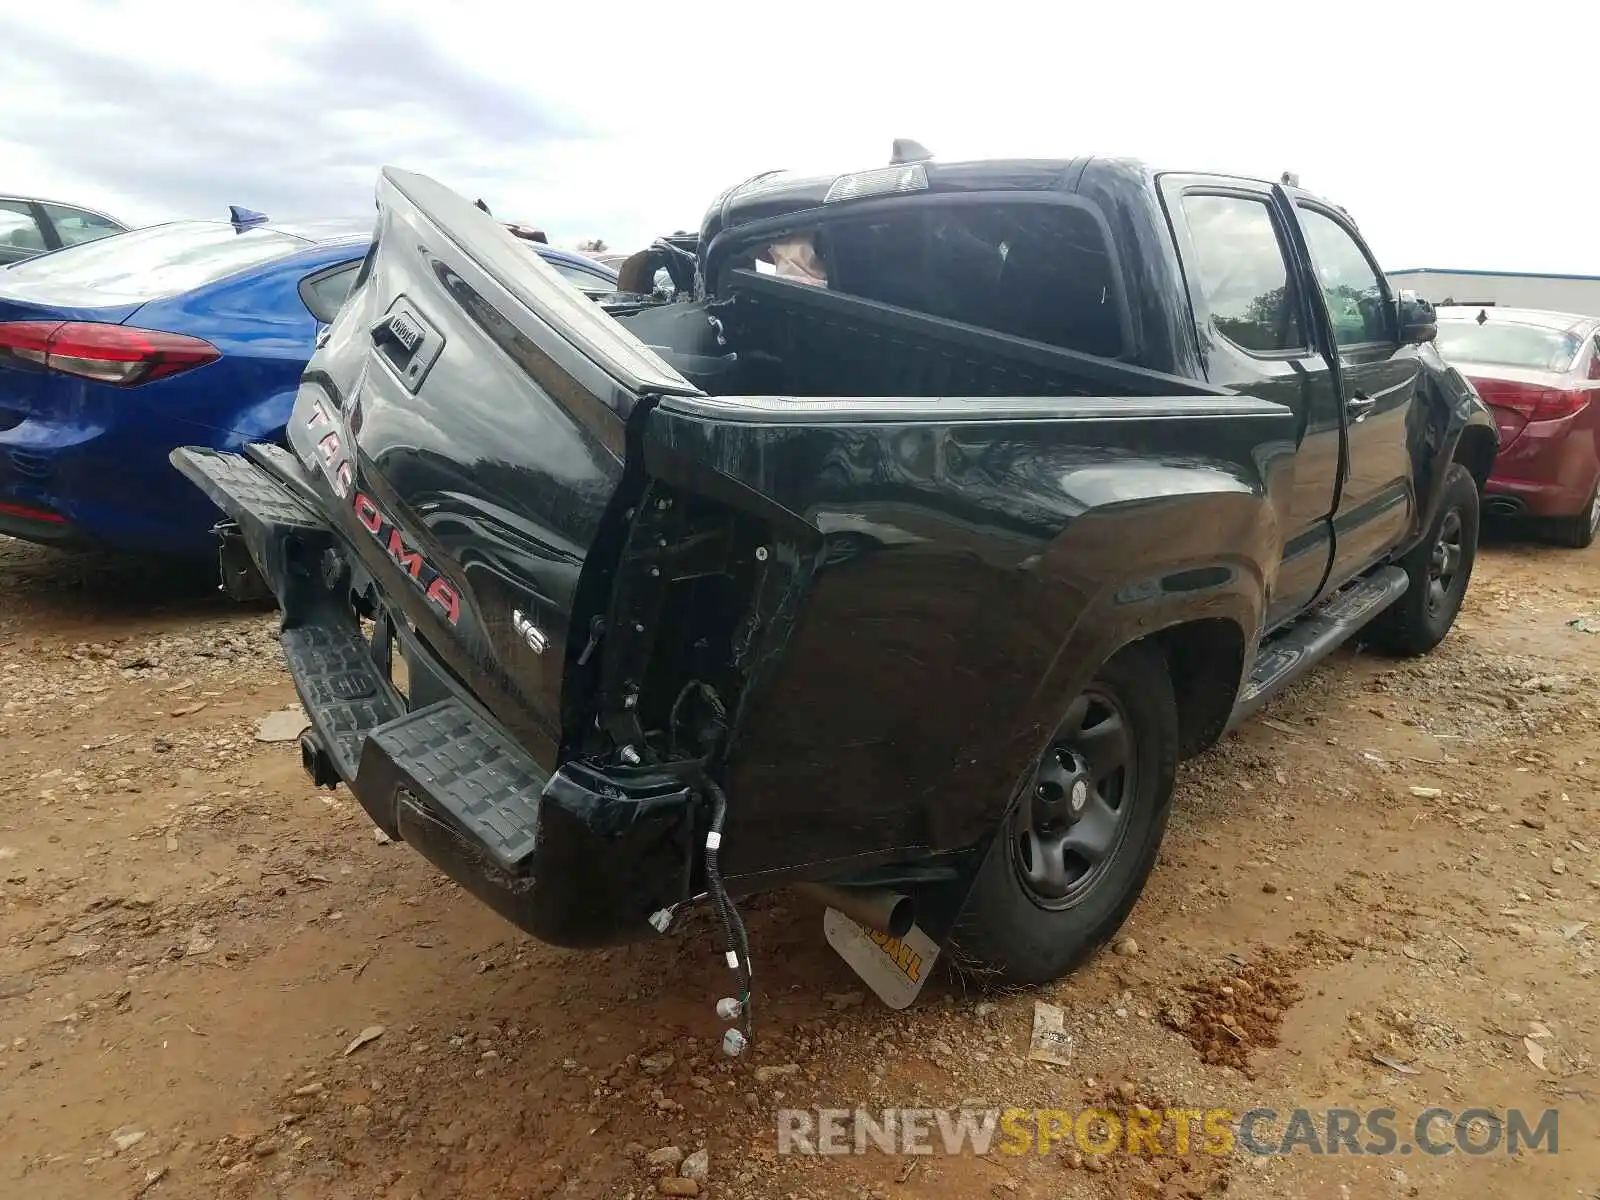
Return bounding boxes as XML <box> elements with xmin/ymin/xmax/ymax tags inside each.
<box><xmin>648</xmin><ymin>906</ymin><xmax>676</xmax><ymax>933</ymax></box>
<box><xmin>722</xmin><ymin>1028</ymin><xmax>749</xmax><ymax>1057</ymax></box>
<box><xmin>705</xmin><ymin>830</ymin><xmax>722</xmax><ymax>850</ymax></box>
<box><xmin>724</xmin><ymin>950</ymin><xmax>740</xmax><ymax>969</ymax></box>
<box><xmin>715</xmin><ymin>997</ymin><xmax>744</xmax><ymax>1021</ymax></box>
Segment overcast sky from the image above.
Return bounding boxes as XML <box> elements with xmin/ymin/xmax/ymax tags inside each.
<box><xmin>3</xmin><ymin>0</ymin><xmax>1594</xmax><ymax>273</ymax></box>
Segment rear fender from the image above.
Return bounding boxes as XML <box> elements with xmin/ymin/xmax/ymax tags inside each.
<box><xmin>633</xmin><ymin>393</ymin><xmax>1291</xmax><ymax>888</ymax></box>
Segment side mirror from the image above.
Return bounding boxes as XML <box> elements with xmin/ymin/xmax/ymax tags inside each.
<box><xmin>1397</xmin><ymin>290</ymin><xmax>1437</xmax><ymax>345</ymax></box>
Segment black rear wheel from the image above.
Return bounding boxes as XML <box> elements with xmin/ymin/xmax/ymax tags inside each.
<box><xmin>952</xmin><ymin>639</ymin><xmax>1177</xmax><ymax>987</ymax></box>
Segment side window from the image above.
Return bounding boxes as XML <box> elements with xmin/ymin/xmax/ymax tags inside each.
<box><xmin>299</xmin><ymin>264</ymin><xmax>360</xmax><ymax>323</ymax></box>
<box><xmin>551</xmin><ymin>261</ymin><xmax>617</xmax><ymax>293</ymax></box>
<box><xmin>0</xmin><ymin>200</ymin><xmax>48</xmax><ymax>255</ymax></box>
<box><xmin>1179</xmin><ymin>194</ymin><xmax>1304</xmax><ymax>354</ymax></box>
<box><xmin>41</xmin><ymin>203</ymin><xmax>123</xmax><ymax>248</ymax></box>
<box><xmin>1296</xmin><ymin>207</ymin><xmax>1393</xmax><ymax>347</ymax></box>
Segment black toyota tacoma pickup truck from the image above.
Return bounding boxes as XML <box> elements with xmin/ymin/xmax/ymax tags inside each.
<box><xmin>172</xmin><ymin>150</ymin><xmax>1497</xmax><ymax>1026</ymax></box>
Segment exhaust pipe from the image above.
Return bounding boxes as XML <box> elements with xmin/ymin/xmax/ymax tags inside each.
<box><xmin>795</xmin><ymin>883</ymin><xmax>914</xmax><ymax>939</ymax></box>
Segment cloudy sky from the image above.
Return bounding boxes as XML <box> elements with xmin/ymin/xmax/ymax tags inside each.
<box><xmin>3</xmin><ymin>0</ymin><xmax>1594</xmax><ymax>273</ymax></box>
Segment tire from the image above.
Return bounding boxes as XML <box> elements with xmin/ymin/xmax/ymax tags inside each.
<box><xmin>950</xmin><ymin>639</ymin><xmax>1178</xmax><ymax>987</ymax></box>
<box><xmin>1365</xmin><ymin>463</ymin><xmax>1479</xmax><ymax>657</ymax></box>
<box><xmin>1546</xmin><ymin>477</ymin><xmax>1600</xmax><ymax>550</ymax></box>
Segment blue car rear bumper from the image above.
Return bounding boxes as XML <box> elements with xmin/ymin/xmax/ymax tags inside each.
<box><xmin>0</xmin><ymin>411</ymin><xmax>246</xmax><ymax>556</ymax></box>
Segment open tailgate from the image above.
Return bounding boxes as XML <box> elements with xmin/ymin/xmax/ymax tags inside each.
<box><xmin>278</xmin><ymin>167</ymin><xmax>700</xmax><ymax>762</ymax></box>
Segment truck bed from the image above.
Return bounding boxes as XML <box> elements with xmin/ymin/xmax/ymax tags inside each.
<box><xmin>620</xmin><ymin>269</ymin><xmax>1227</xmax><ymax>402</ymax></box>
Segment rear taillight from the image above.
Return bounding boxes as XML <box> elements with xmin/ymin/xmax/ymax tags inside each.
<box><xmin>1476</xmin><ymin>378</ymin><xmax>1591</xmax><ymax>423</ymax></box>
<box><xmin>0</xmin><ymin>501</ymin><xmax>66</xmax><ymax>524</ymax></box>
<box><xmin>1515</xmin><ymin>388</ymin><xmax>1589</xmax><ymax>422</ymax></box>
<box><xmin>0</xmin><ymin>321</ymin><xmax>220</xmax><ymax>386</ymax></box>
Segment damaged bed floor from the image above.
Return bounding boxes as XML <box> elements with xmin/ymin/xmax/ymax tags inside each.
<box><xmin>0</xmin><ymin>533</ymin><xmax>1596</xmax><ymax>1200</ymax></box>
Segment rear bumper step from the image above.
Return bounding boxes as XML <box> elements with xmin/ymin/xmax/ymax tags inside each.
<box><xmin>170</xmin><ymin>446</ymin><xmax>696</xmax><ymax>948</ymax></box>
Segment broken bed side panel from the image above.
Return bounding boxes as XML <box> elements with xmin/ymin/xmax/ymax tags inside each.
<box><xmin>639</xmin><ymin>392</ymin><xmax>1299</xmax><ymax>889</ymax></box>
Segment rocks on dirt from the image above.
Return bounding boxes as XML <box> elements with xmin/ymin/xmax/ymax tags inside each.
<box><xmin>658</xmin><ymin>1177</ymin><xmax>700</xmax><ymax>1197</ymax></box>
<box><xmin>752</xmin><ymin>1063</ymin><xmax>799</xmax><ymax>1083</ymax></box>
<box><xmin>184</xmin><ymin>932</ymin><xmax>216</xmax><ymax>957</ymax></box>
<box><xmin>1178</xmin><ymin>942</ymin><xmax>1318</xmax><ymax>1073</ymax></box>
<box><xmin>645</xmin><ymin>1146</ymin><xmax>684</xmax><ymax>1168</ymax></box>
<box><xmin>110</xmin><ymin>1127</ymin><xmax>147</xmax><ymax>1152</ymax></box>
<box><xmin>1113</xmin><ymin>936</ymin><xmax>1139</xmax><ymax>957</ymax></box>
<box><xmin>342</xmin><ymin>1025</ymin><xmax>385</xmax><ymax>1056</ymax></box>
<box><xmin>255</xmin><ymin>708</ymin><xmax>308</xmax><ymax>743</ymax></box>
<box><xmin>680</xmin><ymin>1148</ymin><xmax>709</xmax><ymax>1182</ymax></box>
<box><xmin>639</xmin><ymin>1050</ymin><xmax>674</xmax><ymax>1076</ymax></box>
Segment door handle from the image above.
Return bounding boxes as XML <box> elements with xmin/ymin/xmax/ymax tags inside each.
<box><xmin>371</xmin><ymin>310</ymin><xmax>425</xmax><ymax>363</ymax></box>
<box><xmin>1347</xmin><ymin>391</ymin><xmax>1377</xmax><ymax>420</ymax></box>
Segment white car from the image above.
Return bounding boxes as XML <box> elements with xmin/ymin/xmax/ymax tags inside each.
<box><xmin>0</xmin><ymin>195</ymin><xmax>127</xmax><ymax>266</ymax></box>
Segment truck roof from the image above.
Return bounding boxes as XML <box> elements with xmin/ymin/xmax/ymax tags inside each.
<box><xmin>699</xmin><ymin>155</ymin><xmax>1341</xmax><ymax>248</ymax></box>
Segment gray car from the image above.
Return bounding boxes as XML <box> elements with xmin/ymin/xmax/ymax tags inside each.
<box><xmin>0</xmin><ymin>195</ymin><xmax>128</xmax><ymax>266</ymax></box>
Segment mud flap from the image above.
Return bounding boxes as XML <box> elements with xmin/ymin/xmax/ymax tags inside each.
<box><xmin>822</xmin><ymin>908</ymin><xmax>942</xmax><ymax>1010</ymax></box>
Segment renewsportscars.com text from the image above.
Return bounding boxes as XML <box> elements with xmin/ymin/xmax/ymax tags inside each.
<box><xmin>776</xmin><ymin>1106</ymin><xmax>1559</xmax><ymax>1158</ymax></box>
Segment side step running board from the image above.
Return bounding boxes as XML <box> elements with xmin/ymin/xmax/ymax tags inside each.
<box><xmin>1227</xmin><ymin>565</ymin><xmax>1409</xmax><ymax>730</ymax></box>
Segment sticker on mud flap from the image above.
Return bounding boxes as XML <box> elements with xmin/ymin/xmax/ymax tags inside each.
<box><xmin>821</xmin><ymin>908</ymin><xmax>940</xmax><ymax>1010</ymax></box>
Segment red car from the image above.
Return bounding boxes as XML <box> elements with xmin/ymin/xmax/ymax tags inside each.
<box><xmin>1435</xmin><ymin>306</ymin><xmax>1600</xmax><ymax>547</ymax></box>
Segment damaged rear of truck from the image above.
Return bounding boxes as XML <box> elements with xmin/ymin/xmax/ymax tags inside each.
<box><xmin>172</xmin><ymin>160</ymin><xmax>1485</xmax><ymax>1028</ymax></box>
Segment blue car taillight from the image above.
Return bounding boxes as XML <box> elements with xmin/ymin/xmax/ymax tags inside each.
<box><xmin>0</xmin><ymin>321</ymin><xmax>220</xmax><ymax>386</ymax></box>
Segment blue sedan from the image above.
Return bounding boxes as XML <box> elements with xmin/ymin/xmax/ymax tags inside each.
<box><xmin>0</xmin><ymin>213</ymin><xmax>618</xmax><ymax>557</ymax></box>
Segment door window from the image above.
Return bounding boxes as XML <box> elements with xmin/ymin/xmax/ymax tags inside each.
<box><xmin>1296</xmin><ymin>207</ymin><xmax>1393</xmax><ymax>347</ymax></box>
<box><xmin>41</xmin><ymin>203</ymin><xmax>124</xmax><ymax>248</ymax></box>
<box><xmin>0</xmin><ymin>200</ymin><xmax>47</xmax><ymax>254</ymax></box>
<box><xmin>1179</xmin><ymin>194</ymin><xmax>1305</xmax><ymax>354</ymax></box>
<box><xmin>550</xmin><ymin>260</ymin><xmax>618</xmax><ymax>294</ymax></box>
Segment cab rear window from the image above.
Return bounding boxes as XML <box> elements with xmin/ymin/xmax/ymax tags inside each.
<box><xmin>750</xmin><ymin>201</ymin><xmax>1124</xmax><ymax>359</ymax></box>
<box><xmin>3</xmin><ymin>223</ymin><xmax>309</xmax><ymax>302</ymax></box>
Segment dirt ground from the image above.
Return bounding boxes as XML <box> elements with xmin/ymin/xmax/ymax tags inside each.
<box><xmin>1</xmin><ymin>531</ymin><xmax>1596</xmax><ymax>1200</ymax></box>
